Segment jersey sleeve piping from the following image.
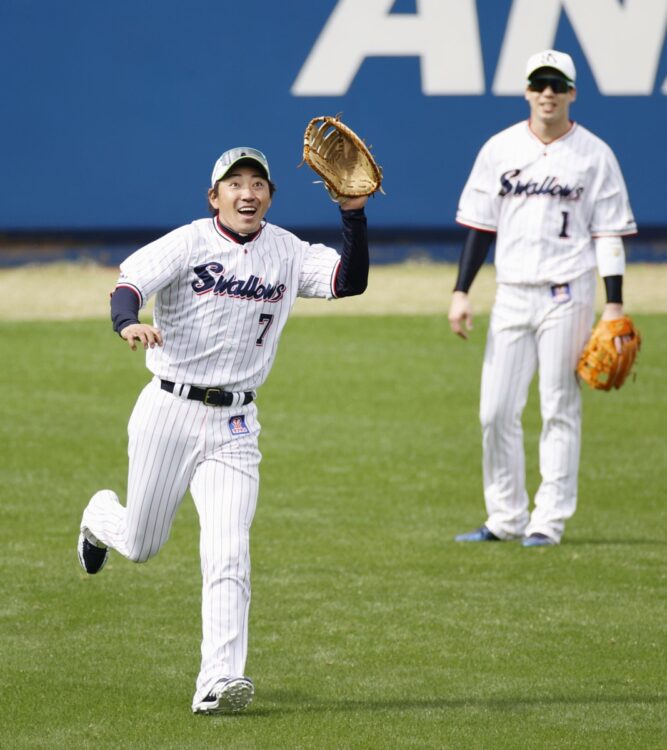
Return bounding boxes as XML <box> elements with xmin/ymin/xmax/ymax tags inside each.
<box><xmin>114</xmin><ymin>282</ymin><xmax>143</xmax><ymax>307</ymax></box>
<box><xmin>590</xmin><ymin>228</ymin><xmax>638</xmax><ymax>239</ymax></box>
<box><xmin>330</xmin><ymin>259</ymin><xmax>342</xmax><ymax>299</ymax></box>
<box><xmin>456</xmin><ymin>218</ymin><xmax>497</xmax><ymax>233</ymax></box>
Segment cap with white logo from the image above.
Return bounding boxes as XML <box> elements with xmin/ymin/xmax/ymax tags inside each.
<box><xmin>210</xmin><ymin>147</ymin><xmax>271</xmax><ymax>187</ymax></box>
<box><xmin>525</xmin><ymin>49</ymin><xmax>576</xmax><ymax>84</ymax></box>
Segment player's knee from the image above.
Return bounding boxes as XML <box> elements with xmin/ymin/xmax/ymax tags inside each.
<box><xmin>125</xmin><ymin>541</ymin><xmax>161</xmax><ymax>563</ymax></box>
<box><xmin>480</xmin><ymin>406</ymin><xmax>499</xmax><ymax>429</ymax></box>
<box><xmin>480</xmin><ymin>404</ymin><xmax>513</xmax><ymax>431</ymax></box>
<box><xmin>208</xmin><ymin>541</ymin><xmax>250</xmax><ymax>579</ymax></box>
<box><xmin>126</xmin><ymin>550</ymin><xmax>148</xmax><ymax>563</ymax></box>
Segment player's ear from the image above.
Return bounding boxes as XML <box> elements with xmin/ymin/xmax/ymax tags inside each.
<box><xmin>524</xmin><ymin>88</ymin><xmax>531</xmax><ymax>103</ymax></box>
<box><xmin>569</xmin><ymin>86</ymin><xmax>577</xmax><ymax>103</ymax></box>
<box><xmin>208</xmin><ymin>186</ymin><xmax>219</xmax><ymax>209</ymax></box>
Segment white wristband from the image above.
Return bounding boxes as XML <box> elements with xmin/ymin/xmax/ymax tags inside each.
<box><xmin>594</xmin><ymin>236</ymin><xmax>626</xmax><ymax>277</ymax></box>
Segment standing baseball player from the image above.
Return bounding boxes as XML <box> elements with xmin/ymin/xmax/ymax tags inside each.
<box><xmin>77</xmin><ymin>147</ymin><xmax>371</xmax><ymax>713</ymax></box>
<box><xmin>449</xmin><ymin>50</ymin><xmax>637</xmax><ymax>547</ymax></box>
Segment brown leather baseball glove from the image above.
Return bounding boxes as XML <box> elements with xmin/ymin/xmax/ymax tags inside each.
<box><xmin>302</xmin><ymin>115</ymin><xmax>383</xmax><ymax>204</ymax></box>
<box><xmin>577</xmin><ymin>316</ymin><xmax>641</xmax><ymax>390</ymax></box>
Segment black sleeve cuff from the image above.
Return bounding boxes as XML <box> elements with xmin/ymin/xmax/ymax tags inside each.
<box><xmin>110</xmin><ymin>285</ymin><xmax>141</xmax><ymax>335</ymax></box>
<box><xmin>603</xmin><ymin>275</ymin><xmax>623</xmax><ymax>304</ymax></box>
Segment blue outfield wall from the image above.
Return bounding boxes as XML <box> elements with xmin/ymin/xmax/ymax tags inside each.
<box><xmin>1</xmin><ymin>0</ymin><xmax>666</xmax><ymax>247</ymax></box>
<box><xmin>0</xmin><ymin>229</ymin><xmax>664</xmax><ymax>268</ymax></box>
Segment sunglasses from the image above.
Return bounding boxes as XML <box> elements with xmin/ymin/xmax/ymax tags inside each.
<box><xmin>528</xmin><ymin>77</ymin><xmax>572</xmax><ymax>94</ymax></box>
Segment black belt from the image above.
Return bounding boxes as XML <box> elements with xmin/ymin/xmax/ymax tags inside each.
<box><xmin>161</xmin><ymin>380</ymin><xmax>254</xmax><ymax>407</ymax></box>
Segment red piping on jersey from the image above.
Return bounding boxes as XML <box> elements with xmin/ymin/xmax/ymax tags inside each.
<box><xmin>456</xmin><ymin>219</ymin><xmax>497</xmax><ymax>234</ymax></box>
<box><xmin>331</xmin><ymin>259</ymin><xmax>342</xmax><ymax>298</ymax></box>
<box><xmin>591</xmin><ymin>230</ymin><xmax>639</xmax><ymax>239</ymax></box>
<box><xmin>526</xmin><ymin>119</ymin><xmax>576</xmax><ymax>145</ymax></box>
<box><xmin>214</xmin><ymin>216</ymin><xmax>263</xmax><ymax>244</ymax></box>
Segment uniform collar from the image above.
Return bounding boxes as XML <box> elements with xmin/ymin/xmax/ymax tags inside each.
<box><xmin>526</xmin><ymin>119</ymin><xmax>576</xmax><ymax>146</ymax></box>
<box><xmin>213</xmin><ymin>216</ymin><xmax>264</xmax><ymax>244</ymax></box>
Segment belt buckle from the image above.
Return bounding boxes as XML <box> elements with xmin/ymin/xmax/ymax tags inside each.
<box><xmin>203</xmin><ymin>387</ymin><xmax>222</xmax><ymax>406</ymax></box>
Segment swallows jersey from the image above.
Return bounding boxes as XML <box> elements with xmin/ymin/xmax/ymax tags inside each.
<box><xmin>456</xmin><ymin>121</ymin><xmax>637</xmax><ymax>284</ymax></box>
<box><xmin>115</xmin><ymin>217</ymin><xmax>343</xmax><ymax>391</ymax></box>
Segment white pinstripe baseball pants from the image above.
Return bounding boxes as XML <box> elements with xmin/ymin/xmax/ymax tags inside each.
<box><xmin>479</xmin><ymin>270</ymin><xmax>596</xmax><ymax>542</ymax></box>
<box><xmin>81</xmin><ymin>378</ymin><xmax>261</xmax><ymax>706</ymax></box>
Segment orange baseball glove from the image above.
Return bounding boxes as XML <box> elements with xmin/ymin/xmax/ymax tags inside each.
<box><xmin>577</xmin><ymin>316</ymin><xmax>641</xmax><ymax>391</ymax></box>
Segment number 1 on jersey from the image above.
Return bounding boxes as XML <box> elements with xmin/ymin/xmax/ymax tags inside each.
<box><xmin>559</xmin><ymin>211</ymin><xmax>570</xmax><ymax>238</ymax></box>
<box><xmin>256</xmin><ymin>313</ymin><xmax>274</xmax><ymax>346</ymax></box>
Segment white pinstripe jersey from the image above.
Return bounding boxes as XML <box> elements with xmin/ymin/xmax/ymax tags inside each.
<box><xmin>456</xmin><ymin>121</ymin><xmax>637</xmax><ymax>284</ymax></box>
<box><xmin>116</xmin><ymin>217</ymin><xmax>341</xmax><ymax>390</ymax></box>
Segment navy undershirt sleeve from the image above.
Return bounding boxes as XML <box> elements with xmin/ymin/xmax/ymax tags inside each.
<box><xmin>603</xmin><ymin>275</ymin><xmax>623</xmax><ymax>304</ymax></box>
<box><xmin>334</xmin><ymin>207</ymin><xmax>369</xmax><ymax>298</ymax></box>
<box><xmin>110</xmin><ymin>286</ymin><xmax>141</xmax><ymax>335</ymax></box>
<box><xmin>454</xmin><ymin>228</ymin><xmax>495</xmax><ymax>293</ymax></box>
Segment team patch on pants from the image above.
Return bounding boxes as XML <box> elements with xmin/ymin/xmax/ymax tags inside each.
<box><xmin>229</xmin><ymin>415</ymin><xmax>250</xmax><ymax>436</ymax></box>
<box><xmin>550</xmin><ymin>283</ymin><xmax>571</xmax><ymax>304</ymax></box>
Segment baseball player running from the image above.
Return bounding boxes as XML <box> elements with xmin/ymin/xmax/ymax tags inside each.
<box><xmin>449</xmin><ymin>50</ymin><xmax>637</xmax><ymax>547</ymax></box>
<box><xmin>77</xmin><ymin>147</ymin><xmax>371</xmax><ymax>713</ymax></box>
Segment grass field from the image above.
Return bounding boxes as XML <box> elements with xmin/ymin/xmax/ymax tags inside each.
<box><xmin>1</xmin><ymin>287</ymin><xmax>666</xmax><ymax>747</ymax></box>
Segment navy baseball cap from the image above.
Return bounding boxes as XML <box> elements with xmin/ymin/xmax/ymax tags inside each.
<box><xmin>211</xmin><ymin>147</ymin><xmax>271</xmax><ymax>187</ymax></box>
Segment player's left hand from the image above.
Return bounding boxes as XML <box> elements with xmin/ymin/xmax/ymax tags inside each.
<box><xmin>340</xmin><ymin>195</ymin><xmax>369</xmax><ymax>210</ymax></box>
<box><xmin>601</xmin><ymin>302</ymin><xmax>627</xmax><ymax>353</ymax></box>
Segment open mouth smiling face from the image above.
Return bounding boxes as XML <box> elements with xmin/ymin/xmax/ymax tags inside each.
<box><xmin>211</xmin><ymin>166</ymin><xmax>272</xmax><ymax>235</ymax></box>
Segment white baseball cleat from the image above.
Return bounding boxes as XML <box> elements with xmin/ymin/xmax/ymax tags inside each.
<box><xmin>77</xmin><ymin>530</ymin><xmax>109</xmax><ymax>574</ymax></box>
<box><xmin>192</xmin><ymin>677</ymin><xmax>255</xmax><ymax>715</ymax></box>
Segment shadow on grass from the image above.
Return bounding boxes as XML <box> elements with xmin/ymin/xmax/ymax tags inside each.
<box><xmin>448</xmin><ymin>538</ymin><xmax>667</xmax><ymax>547</ymax></box>
<box><xmin>565</xmin><ymin>538</ymin><xmax>667</xmax><ymax>546</ymax></box>
<box><xmin>245</xmin><ymin>690</ymin><xmax>667</xmax><ymax>717</ymax></box>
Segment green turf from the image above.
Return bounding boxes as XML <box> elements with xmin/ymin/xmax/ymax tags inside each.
<box><xmin>0</xmin><ymin>315</ymin><xmax>665</xmax><ymax>749</ymax></box>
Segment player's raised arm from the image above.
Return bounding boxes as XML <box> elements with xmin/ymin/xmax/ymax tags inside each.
<box><xmin>333</xmin><ymin>202</ymin><xmax>369</xmax><ymax>298</ymax></box>
<box><xmin>299</xmin><ymin>115</ymin><xmax>381</xmax><ymax>300</ymax></box>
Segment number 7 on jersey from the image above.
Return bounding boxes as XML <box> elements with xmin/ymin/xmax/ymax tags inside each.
<box><xmin>256</xmin><ymin>313</ymin><xmax>274</xmax><ymax>346</ymax></box>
